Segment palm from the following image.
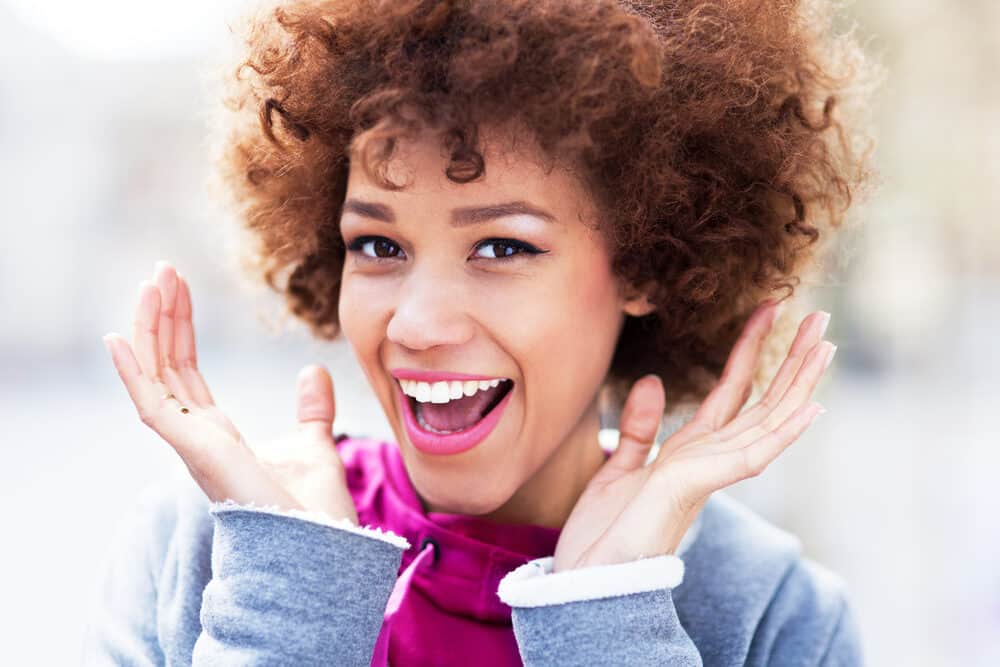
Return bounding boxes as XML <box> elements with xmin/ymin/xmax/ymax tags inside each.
<box><xmin>553</xmin><ymin>460</ymin><xmax>652</xmax><ymax>571</ymax></box>
<box><xmin>103</xmin><ymin>260</ymin><xmax>357</xmax><ymax>524</ymax></box>
<box><xmin>553</xmin><ymin>300</ymin><xmax>835</xmax><ymax>572</ymax></box>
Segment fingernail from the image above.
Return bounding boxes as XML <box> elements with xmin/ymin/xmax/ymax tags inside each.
<box><xmin>816</xmin><ymin>404</ymin><xmax>827</xmax><ymax>416</ymax></box>
<box><xmin>773</xmin><ymin>299</ymin><xmax>786</xmax><ymax>320</ymax></box>
<box><xmin>817</xmin><ymin>311</ymin><xmax>832</xmax><ymax>337</ymax></box>
<box><xmin>102</xmin><ymin>334</ymin><xmax>114</xmax><ymax>354</ymax></box>
<box><xmin>823</xmin><ymin>343</ymin><xmax>837</xmax><ymax>369</ymax></box>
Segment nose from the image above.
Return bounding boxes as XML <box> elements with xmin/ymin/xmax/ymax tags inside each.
<box><xmin>385</xmin><ymin>267</ymin><xmax>475</xmax><ymax>351</ymax></box>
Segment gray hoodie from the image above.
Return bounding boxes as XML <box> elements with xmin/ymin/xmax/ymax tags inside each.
<box><xmin>81</xmin><ymin>437</ymin><xmax>864</xmax><ymax>666</ymax></box>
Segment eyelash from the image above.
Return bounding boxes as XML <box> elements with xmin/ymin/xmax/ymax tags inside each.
<box><xmin>344</xmin><ymin>236</ymin><xmax>548</xmax><ymax>264</ymax></box>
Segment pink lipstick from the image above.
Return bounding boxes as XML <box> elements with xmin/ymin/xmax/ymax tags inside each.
<box><xmin>394</xmin><ymin>372</ymin><xmax>514</xmax><ymax>456</ymax></box>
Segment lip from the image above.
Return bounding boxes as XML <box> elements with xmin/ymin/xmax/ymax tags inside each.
<box><xmin>396</xmin><ymin>379</ymin><xmax>514</xmax><ymax>456</ymax></box>
<box><xmin>391</xmin><ymin>367</ymin><xmax>508</xmax><ymax>382</ymax></box>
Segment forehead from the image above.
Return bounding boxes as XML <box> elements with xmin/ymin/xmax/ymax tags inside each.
<box><xmin>345</xmin><ymin>124</ymin><xmax>600</xmax><ymax>227</ymax></box>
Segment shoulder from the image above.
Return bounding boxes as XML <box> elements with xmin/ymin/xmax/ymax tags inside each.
<box><xmin>677</xmin><ymin>492</ymin><xmax>863</xmax><ymax>665</ymax></box>
<box><xmin>82</xmin><ymin>470</ymin><xmax>216</xmax><ymax>664</ymax></box>
<box><xmin>130</xmin><ymin>471</ymin><xmax>217</xmax><ymax>610</ymax></box>
<box><xmin>106</xmin><ymin>469</ymin><xmax>214</xmax><ymax>580</ymax></box>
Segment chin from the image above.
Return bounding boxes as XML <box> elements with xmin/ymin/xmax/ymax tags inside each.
<box><xmin>411</xmin><ymin>477</ymin><xmax>511</xmax><ymax>516</ymax></box>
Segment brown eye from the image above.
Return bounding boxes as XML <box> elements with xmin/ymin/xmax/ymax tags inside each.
<box><xmin>372</xmin><ymin>238</ymin><xmax>398</xmax><ymax>258</ymax></box>
<box><xmin>346</xmin><ymin>236</ymin><xmax>403</xmax><ymax>260</ymax></box>
<box><xmin>472</xmin><ymin>238</ymin><xmax>546</xmax><ymax>261</ymax></box>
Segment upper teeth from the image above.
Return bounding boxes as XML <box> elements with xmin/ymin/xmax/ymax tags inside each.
<box><xmin>400</xmin><ymin>378</ymin><xmax>506</xmax><ymax>404</ymax></box>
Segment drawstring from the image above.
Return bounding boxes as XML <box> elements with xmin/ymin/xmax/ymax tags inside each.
<box><xmin>371</xmin><ymin>537</ymin><xmax>438</xmax><ymax>667</ymax></box>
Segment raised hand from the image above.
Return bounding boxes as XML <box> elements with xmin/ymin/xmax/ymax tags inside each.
<box><xmin>102</xmin><ymin>260</ymin><xmax>358</xmax><ymax>524</ymax></box>
<box><xmin>553</xmin><ymin>300</ymin><xmax>834</xmax><ymax>572</ymax></box>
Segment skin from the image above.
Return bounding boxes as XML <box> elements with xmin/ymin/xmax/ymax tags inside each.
<box><xmin>337</xmin><ymin>124</ymin><xmax>656</xmax><ymax>526</ymax></box>
<box><xmin>101</xmin><ymin>124</ymin><xmax>836</xmax><ymax>572</ymax></box>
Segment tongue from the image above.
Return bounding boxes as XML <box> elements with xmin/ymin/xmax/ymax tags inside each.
<box><xmin>420</xmin><ymin>384</ymin><xmax>505</xmax><ymax>432</ymax></box>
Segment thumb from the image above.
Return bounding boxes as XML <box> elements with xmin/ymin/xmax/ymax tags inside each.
<box><xmin>607</xmin><ymin>374</ymin><xmax>665</xmax><ymax>472</ymax></box>
<box><xmin>296</xmin><ymin>364</ymin><xmax>336</xmax><ymax>439</ymax></box>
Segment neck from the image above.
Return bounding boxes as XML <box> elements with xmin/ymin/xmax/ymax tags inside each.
<box><xmin>478</xmin><ymin>397</ymin><xmax>607</xmax><ymax>529</ymax></box>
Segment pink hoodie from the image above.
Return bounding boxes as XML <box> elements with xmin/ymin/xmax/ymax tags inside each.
<box><xmin>334</xmin><ymin>434</ymin><xmax>609</xmax><ymax>666</ymax></box>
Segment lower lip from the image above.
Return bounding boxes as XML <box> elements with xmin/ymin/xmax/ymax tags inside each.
<box><xmin>398</xmin><ymin>382</ymin><xmax>513</xmax><ymax>455</ymax></box>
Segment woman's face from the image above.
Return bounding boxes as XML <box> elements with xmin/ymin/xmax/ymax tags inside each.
<box><xmin>337</xmin><ymin>125</ymin><xmax>648</xmax><ymax>523</ymax></box>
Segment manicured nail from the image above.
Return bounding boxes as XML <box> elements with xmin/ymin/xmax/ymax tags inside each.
<box><xmin>823</xmin><ymin>343</ymin><xmax>837</xmax><ymax>369</ymax></box>
<box><xmin>817</xmin><ymin>311</ymin><xmax>831</xmax><ymax>337</ymax></box>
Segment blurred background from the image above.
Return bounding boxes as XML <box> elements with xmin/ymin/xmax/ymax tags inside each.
<box><xmin>1</xmin><ymin>0</ymin><xmax>996</xmax><ymax>664</ymax></box>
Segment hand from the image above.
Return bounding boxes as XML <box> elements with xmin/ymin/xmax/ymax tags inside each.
<box><xmin>552</xmin><ymin>300</ymin><xmax>835</xmax><ymax>572</ymax></box>
<box><xmin>102</xmin><ymin>260</ymin><xmax>358</xmax><ymax>524</ymax></box>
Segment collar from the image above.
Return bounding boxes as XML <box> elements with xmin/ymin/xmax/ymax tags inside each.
<box><xmin>371</xmin><ymin>438</ymin><xmax>564</xmax><ymax>623</ymax></box>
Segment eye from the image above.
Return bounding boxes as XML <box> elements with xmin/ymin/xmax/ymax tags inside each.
<box><xmin>345</xmin><ymin>235</ymin><xmax>404</xmax><ymax>262</ymax></box>
<box><xmin>472</xmin><ymin>238</ymin><xmax>547</xmax><ymax>262</ymax></box>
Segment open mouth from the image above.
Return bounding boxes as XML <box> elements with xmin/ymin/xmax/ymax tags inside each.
<box><xmin>407</xmin><ymin>379</ymin><xmax>514</xmax><ymax>435</ymax></box>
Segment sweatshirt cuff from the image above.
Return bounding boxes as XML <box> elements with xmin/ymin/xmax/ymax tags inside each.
<box><xmin>208</xmin><ymin>498</ymin><xmax>411</xmax><ymax>549</ymax></box>
<box><xmin>195</xmin><ymin>501</ymin><xmax>407</xmax><ymax>664</ymax></box>
<box><xmin>497</xmin><ymin>554</ymin><xmax>684</xmax><ymax>607</ymax></box>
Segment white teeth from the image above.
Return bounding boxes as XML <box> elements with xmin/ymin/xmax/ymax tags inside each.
<box><xmin>415</xmin><ymin>381</ymin><xmax>431</xmax><ymax>403</ymax></box>
<box><xmin>430</xmin><ymin>381</ymin><xmax>450</xmax><ymax>404</ymax></box>
<box><xmin>401</xmin><ymin>377</ymin><xmax>509</xmax><ymax>404</ymax></box>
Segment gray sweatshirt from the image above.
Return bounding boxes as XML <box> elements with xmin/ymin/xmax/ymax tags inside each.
<box><xmin>81</xmin><ymin>447</ymin><xmax>864</xmax><ymax>666</ymax></box>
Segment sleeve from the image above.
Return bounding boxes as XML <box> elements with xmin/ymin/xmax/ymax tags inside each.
<box><xmin>497</xmin><ymin>554</ymin><xmax>703</xmax><ymax>667</ymax></box>
<box><xmin>755</xmin><ymin>557</ymin><xmax>866</xmax><ymax>667</ymax></box>
<box><xmin>818</xmin><ymin>596</ymin><xmax>865</xmax><ymax>666</ymax></box>
<box><xmin>80</xmin><ymin>484</ymin><xmax>170</xmax><ymax>667</ymax></box>
<box><xmin>191</xmin><ymin>500</ymin><xmax>409</xmax><ymax>666</ymax></box>
<box><xmin>81</xmin><ymin>483</ymin><xmax>411</xmax><ymax>667</ymax></box>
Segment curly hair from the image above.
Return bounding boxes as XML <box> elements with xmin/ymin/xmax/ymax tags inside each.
<box><xmin>206</xmin><ymin>0</ymin><xmax>879</xmax><ymax>414</ymax></box>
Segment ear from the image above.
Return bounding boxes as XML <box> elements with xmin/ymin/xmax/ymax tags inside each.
<box><xmin>620</xmin><ymin>280</ymin><xmax>657</xmax><ymax>317</ymax></box>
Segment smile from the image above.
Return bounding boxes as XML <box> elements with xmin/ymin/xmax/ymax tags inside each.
<box><xmin>395</xmin><ymin>376</ymin><xmax>514</xmax><ymax>455</ymax></box>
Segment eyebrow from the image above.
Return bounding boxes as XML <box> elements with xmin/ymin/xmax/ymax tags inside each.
<box><xmin>341</xmin><ymin>198</ymin><xmax>558</xmax><ymax>226</ymax></box>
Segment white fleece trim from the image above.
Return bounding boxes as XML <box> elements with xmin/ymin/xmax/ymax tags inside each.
<box><xmin>497</xmin><ymin>553</ymin><xmax>684</xmax><ymax>607</ymax></box>
<box><xmin>496</xmin><ymin>505</ymin><xmax>703</xmax><ymax>607</ymax></box>
<box><xmin>209</xmin><ymin>499</ymin><xmax>411</xmax><ymax>550</ymax></box>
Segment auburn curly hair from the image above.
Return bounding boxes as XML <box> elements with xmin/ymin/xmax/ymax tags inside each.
<box><xmin>206</xmin><ymin>0</ymin><xmax>879</xmax><ymax>415</ymax></box>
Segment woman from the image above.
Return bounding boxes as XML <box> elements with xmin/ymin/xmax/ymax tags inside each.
<box><xmin>85</xmin><ymin>0</ymin><xmax>877</xmax><ymax>664</ymax></box>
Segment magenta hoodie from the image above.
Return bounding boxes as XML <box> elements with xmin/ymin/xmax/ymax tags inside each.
<box><xmin>333</xmin><ymin>434</ymin><xmax>609</xmax><ymax>666</ymax></box>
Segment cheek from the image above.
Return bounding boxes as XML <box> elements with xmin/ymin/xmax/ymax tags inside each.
<box><xmin>338</xmin><ymin>275</ymin><xmax>386</xmax><ymax>354</ymax></box>
<box><xmin>512</xmin><ymin>249</ymin><xmax>621</xmax><ymax>356</ymax></box>
<box><xmin>484</xmin><ymin>254</ymin><xmax>622</xmax><ymax>419</ymax></box>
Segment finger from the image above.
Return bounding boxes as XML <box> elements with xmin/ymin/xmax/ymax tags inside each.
<box><xmin>719</xmin><ymin>339</ymin><xmax>834</xmax><ymax>451</ymax></box>
<box><xmin>103</xmin><ymin>332</ymin><xmax>143</xmax><ymax>393</ymax></box>
<box><xmin>693</xmin><ymin>401</ymin><xmax>824</xmax><ymax>493</ymax></box>
<box><xmin>689</xmin><ymin>299</ymin><xmax>784</xmax><ymax>432</ymax></box>
<box><xmin>607</xmin><ymin>374</ymin><xmax>664</xmax><ymax>472</ymax></box>
<box><xmin>154</xmin><ymin>261</ymin><xmax>178</xmax><ymax>372</ymax></box>
<box><xmin>154</xmin><ymin>262</ymin><xmax>196</xmax><ymax>407</ymax></box>
<box><xmin>131</xmin><ymin>280</ymin><xmax>162</xmax><ymax>380</ymax></box>
<box><xmin>103</xmin><ymin>332</ymin><xmax>189</xmax><ymax>426</ymax></box>
<box><xmin>174</xmin><ymin>271</ymin><xmax>216</xmax><ymax>407</ymax></box>
<box><xmin>296</xmin><ymin>365</ymin><xmax>336</xmax><ymax>440</ymax></box>
<box><xmin>709</xmin><ymin>310</ymin><xmax>831</xmax><ymax>442</ymax></box>
<box><xmin>104</xmin><ymin>333</ymin><xmax>290</xmax><ymax>506</ymax></box>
